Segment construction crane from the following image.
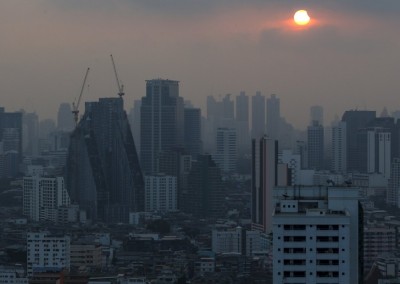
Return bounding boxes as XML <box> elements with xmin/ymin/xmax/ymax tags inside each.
<box><xmin>110</xmin><ymin>54</ymin><xmax>124</xmax><ymax>98</ymax></box>
<box><xmin>72</xmin><ymin>67</ymin><xmax>90</xmax><ymax>126</ymax></box>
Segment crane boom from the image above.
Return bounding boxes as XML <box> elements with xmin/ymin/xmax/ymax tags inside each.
<box><xmin>72</xmin><ymin>67</ymin><xmax>90</xmax><ymax>126</ymax></box>
<box><xmin>110</xmin><ymin>54</ymin><xmax>124</xmax><ymax>97</ymax></box>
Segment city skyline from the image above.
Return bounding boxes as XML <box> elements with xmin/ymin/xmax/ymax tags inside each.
<box><xmin>0</xmin><ymin>1</ymin><xmax>399</xmax><ymax>128</ymax></box>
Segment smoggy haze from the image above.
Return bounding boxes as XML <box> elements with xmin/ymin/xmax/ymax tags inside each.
<box><xmin>1</xmin><ymin>0</ymin><xmax>399</xmax><ymax>128</ymax></box>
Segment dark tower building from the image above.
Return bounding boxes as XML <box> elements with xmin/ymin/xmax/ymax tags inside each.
<box><xmin>266</xmin><ymin>94</ymin><xmax>280</xmax><ymax>140</ymax></box>
<box><xmin>251</xmin><ymin>92</ymin><xmax>266</xmax><ymax>139</ymax></box>
<box><xmin>182</xmin><ymin>155</ymin><xmax>224</xmax><ymax>218</ymax></box>
<box><xmin>140</xmin><ymin>79</ymin><xmax>184</xmax><ymax>175</ymax></box>
<box><xmin>0</xmin><ymin>107</ymin><xmax>23</xmax><ymax>163</ymax></box>
<box><xmin>66</xmin><ymin>97</ymin><xmax>144</xmax><ymax>223</ymax></box>
<box><xmin>342</xmin><ymin>110</ymin><xmax>376</xmax><ymax>172</ymax></box>
<box><xmin>184</xmin><ymin>108</ymin><xmax>202</xmax><ymax>158</ymax></box>
<box><xmin>23</xmin><ymin>112</ymin><xmax>39</xmax><ymax>156</ymax></box>
<box><xmin>251</xmin><ymin>136</ymin><xmax>278</xmax><ymax>233</ymax></box>
<box><xmin>307</xmin><ymin>120</ymin><xmax>324</xmax><ymax>170</ymax></box>
<box><xmin>57</xmin><ymin>103</ymin><xmax>74</xmax><ymax>132</ymax></box>
<box><xmin>236</xmin><ymin>92</ymin><xmax>250</xmax><ymax>155</ymax></box>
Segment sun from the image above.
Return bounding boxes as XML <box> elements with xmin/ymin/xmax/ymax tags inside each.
<box><xmin>294</xmin><ymin>10</ymin><xmax>311</xmax><ymax>26</ymax></box>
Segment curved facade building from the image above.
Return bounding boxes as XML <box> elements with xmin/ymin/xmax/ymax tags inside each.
<box><xmin>66</xmin><ymin>97</ymin><xmax>144</xmax><ymax>223</ymax></box>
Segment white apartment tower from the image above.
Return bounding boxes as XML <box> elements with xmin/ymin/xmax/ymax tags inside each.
<box><xmin>23</xmin><ymin>176</ymin><xmax>70</xmax><ymax>222</ymax></box>
<box><xmin>213</xmin><ymin>127</ymin><xmax>237</xmax><ymax>174</ymax></box>
<box><xmin>272</xmin><ymin>186</ymin><xmax>360</xmax><ymax>284</ymax></box>
<box><xmin>145</xmin><ymin>175</ymin><xmax>177</xmax><ymax>212</ymax></box>
<box><xmin>26</xmin><ymin>232</ymin><xmax>70</xmax><ymax>276</ymax></box>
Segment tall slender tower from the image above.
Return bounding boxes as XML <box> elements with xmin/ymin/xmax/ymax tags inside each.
<box><xmin>140</xmin><ymin>79</ymin><xmax>184</xmax><ymax>175</ymax></box>
<box><xmin>266</xmin><ymin>94</ymin><xmax>280</xmax><ymax>140</ymax></box>
<box><xmin>307</xmin><ymin>120</ymin><xmax>324</xmax><ymax>170</ymax></box>
<box><xmin>184</xmin><ymin>107</ymin><xmax>202</xmax><ymax>158</ymax></box>
<box><xmin>251</xmin><ymin>92</ymin><xmax>266</xmax><ymax>139</ymax></box>
<box><xmin>236</xmin><ymin>91</ymin><xmax>250</xmax><ymax>155</ymax></box>
<box><xmin>331</xmin><ymin>121</ymin><xmax>347</xmax><ymax>173</ymax></box>
<box><xmin>251</xmin><ymin>136</ymin><xmax>278</xmax><ymax>233</ymax></box>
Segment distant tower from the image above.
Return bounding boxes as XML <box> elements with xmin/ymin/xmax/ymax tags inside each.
<box><xmin>0</xmin><ymin>108</ymin><xmax>23</xmax><ymax>162</ymax></box>
<box><xmin>310</xmin><ymin>105</ymin><xmax>324</xmax><ymax>126</ymax></box>
<box><xmin>66</xmin><ymin>97</ymin><xmax>144</xmax><ymax>223</ymax></box>
<box><xmin>213</xmin><ymin>127</ymin><xmax>237</xmax><ymax>174</ymax></box>
<box><xmin>57</xmin><ymin>103</ymin><xmax>74</xmax><ymax>132</ymax></box>
<box><xmin>184</xmin><ymin>107</ymin><xmax>202</xmax><ymax>158</ymax></box>
<box><xmin>140</xmin><ymin>79</ymin><xmax>184</xmax><ymax>175</ymax></box>
<box><xmin>251</xmin><ymin>92</ymin><xmax>266</xmax><ymax>139</ymax></box>
<box><xmin>23</xmin><ymin>112</ymin><xmax>39</xmax><ymax>156</ymax></box>
<box><xmin>307</xmin><ymin>120</ymin><xmax>324</xmax><ymax>170</ymax></box>
<box><xmin>182</xmin><ymin>155</ymin><xmax>225</xmax><ymax>218</ymax></box>
<box><xmin>236</xmin><ymin>91</ymin><xmax>250</xmax><ymax>155</ymax></box>
<box><xmin>251</xmin><ymin>136</ymin><xmax>278</xmax><ymax>233</ymax></box>
<box><xmin>341</xmin><ymin>110</ymin><xmax>376</xmax><ymax>172</ymax></box>
<box><xmin>331</xmin><ymin>121</ymin><xmax>347</xmax><ymax>173</ymax></box>
<box><xmin>266</xmin><ymin>94</ymin><xmax>280</xmax><ymax>140</ymax></box>
<box><xmin>365</xmin><ymin>128</ymin><xmax>391</xmax><ymax>178</ymax></box>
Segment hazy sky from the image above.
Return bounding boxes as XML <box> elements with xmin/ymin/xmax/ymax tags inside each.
<box><xmin>1</xmin><ymin>0</ymin><xmax>399</xmax><ymax>129</ymax></box>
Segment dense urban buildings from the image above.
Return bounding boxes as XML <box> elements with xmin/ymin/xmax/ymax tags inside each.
<box><xmin>4</xmin><ymin>80</ymin><xmax>400</xmax><ymax>283</ymax></box>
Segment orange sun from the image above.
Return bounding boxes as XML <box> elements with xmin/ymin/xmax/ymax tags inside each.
<box><xmin>294</xmin><ymin>10</ymin><xmax>311</xmax><ymax>26</ymax></box>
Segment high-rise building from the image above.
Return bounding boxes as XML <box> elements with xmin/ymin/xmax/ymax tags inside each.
<box><xmin>57</xmin><ymin>103</ymin><xmax>74</xmax><ymax>132</ymax></box>
<box><xmin>341</xmin><ymin>110</ymin><xmax>376</xmax><ymax>172</ymax></box>
<box><xmin>182</xmin><ymin>155</ymin><xmax>224</xmax><ymax>218</ymax></box>
<box><xmin>266</xmin><ymin>94</ymin><xmax>280</xmax><ymax>140</ymax></box>
<box><xmin>279</xmin><ymin>150</ymin><xmax>301</xmax><ymax>185</ymax></box>
<box><xmin>204</xmin><ymin>94</ymin><xmax>235</xmax><ymax>153</ymax></box>
<box><xmin>331</xmin><ymin>121</ymin><xmax>347</xmax><ymax>174</ymax></box>
<box><xmin>387</xmin><ymin>158</ymin><xmax>400</xmax><ymax>207</ymax></box>
<box><xmin>307</xmin><ymin>121</ymin><xmax>324</xmax><ymax>170</ymax></box>
<box><xmin>236</xmin><ymin>92</ymin><xmax>250</xmax><ymax>155</ymax></box>
<box><xmin>23</xmin><ymin>176</ymin><xmax>70</xmax><ymax>222</ymax></box>
<box><xmin>27</xmin><ymin>232</ymin><xmax>70</xmax><ymax>276</ymax></box>
<box><xmin>66</xmin><ymin>97</ymin><xmax>144</xmax><ymax>223</ymax></box>
<box><xmin>272</xmin><ymin>186</ymin><xmax>361</xmax><ymax>284</ymax></box>
<box><xmin>251</xmin><ymin>92</ymin><xmax>266</xmax><ymax>139</ymax></box>
<box><xmin>140</xmin><ymin>79</ymin><xmax>184</xmax><ymax>175</ymax></box>
<box><xmin>366</xmin><ymin>128</ymin><xmax>391</xmax><ymax>178</ymax></box>
<box><xmin>145</xmin><ymin>175</ymin><xmax>177</xmax><ymax>213</ymax></box>
<box><xmin>251</xmin><ymin>136</ymin><xmax>278</xmax><ymax>233</ymax></box>
<box><xmin>23</xmin><ymin>112</ymin><xmax>39</xmax><ymax>156</ymax></box>
<box><xmin>296</xmin><ymin>140</ymin><xmax>308</xmax><ymax>170</ymax></box>
<box><xmin>184</xmin><ymin>108</ymin><xmax>202</xmax><ymax>158</ymax></box>
<box><xmin>213</xmin><ymin>127</ymin><xmax>237</xmax><ymax>174</ymax></box>
<box><xmin>0</xmin><ymin>108</ymin><xmax>23</xmax><ymax>162</ymax></box>
<box><xmin>363</xmin><ymin>224</ymin><xmax>396</xmax><ymax>273</ymax></box>
<box><xmin>129</xmin><ymin>99</ymin><xmax>142</xmax><ymax>155</ymax></box>
<box><xmin>310</xmin><ymin>105</ymin><xmax>324</xmax><ymax>126</ymax></box>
